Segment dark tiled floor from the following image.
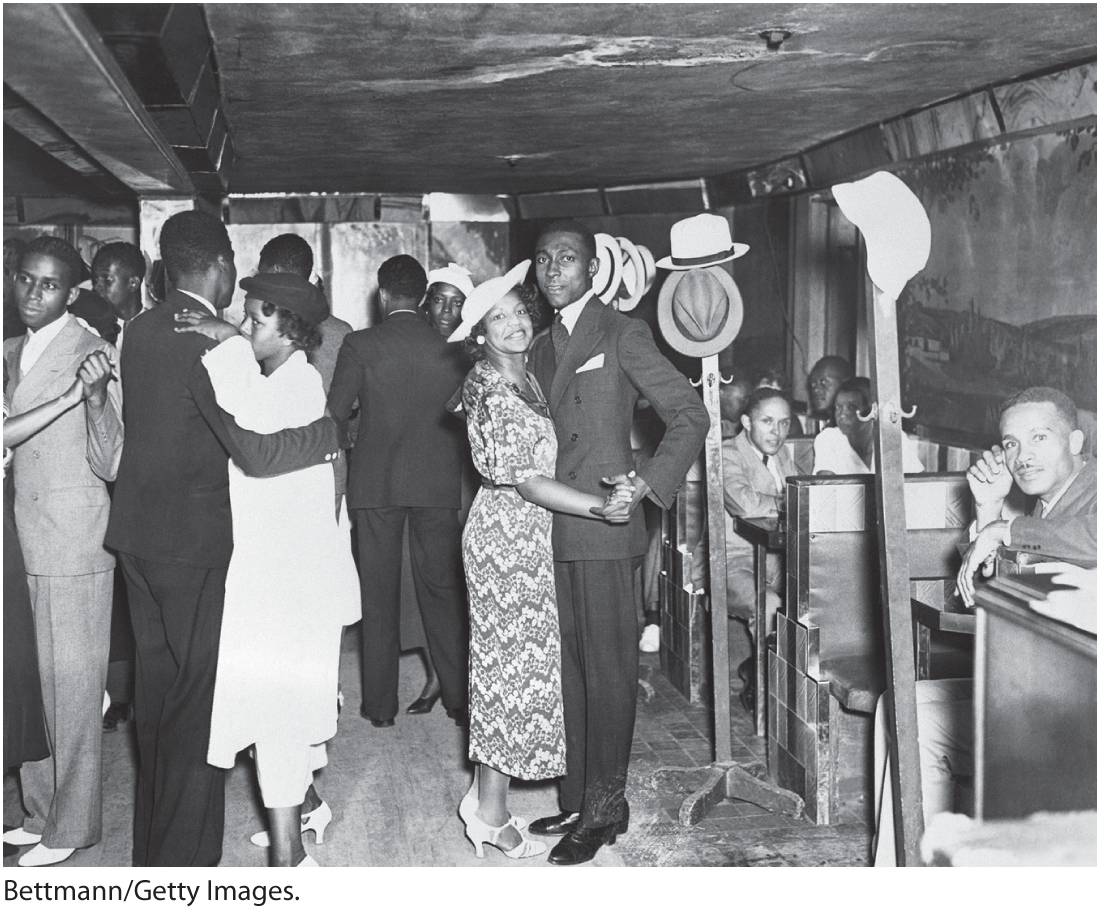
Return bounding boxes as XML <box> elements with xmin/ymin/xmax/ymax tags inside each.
<box><xmin>5</xmin><ymin>623</ymin><xmax>872</xmax><ymax>868</ymax></box>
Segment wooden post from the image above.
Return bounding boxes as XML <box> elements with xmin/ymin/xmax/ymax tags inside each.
<box><xmin>867</xmin><ymin>283</ymin><xmax>924</xmax><ymax>865</ymax></box>
<box><xmin>699</xmin><ymin>354</ymin><xmax>732</xmax><ymax>764</ymax></box>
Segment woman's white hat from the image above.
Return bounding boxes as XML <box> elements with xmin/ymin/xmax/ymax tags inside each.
<box><xmin>447</xmin><ymin>260</ymin><xmax>531</xmax><ymax>342</ymax></box>
<box><xmin>656</xmin><ymin>213</ymin><xmax>749</xmax><ymax>270</ymax></box>
<box><xmin>426</xmin><ymin>262</ymin><xmax>475</xmax><ymax>298</ymax></box>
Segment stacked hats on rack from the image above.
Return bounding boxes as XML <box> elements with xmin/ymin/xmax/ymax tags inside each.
<box><xmin>591</xmin><ymin>233</ymin><xmax>658</xmax><ymax>311</ymax></box>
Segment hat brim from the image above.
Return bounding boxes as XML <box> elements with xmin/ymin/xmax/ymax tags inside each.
<box><xmin>614</xmin><ymin>236</ymin><xmax>646</xmax><ymax>312</ymax></box>
<box><xmin>447</xmin><ymin>259</ymin><xmax>531</xmax><ymax>342</ymax></box>
<box><xmin>593</xmin><ymin>233</ymin><xmax>623</xmax><ymax>305</ymax></box>
<box><xmin>656</xmin><ymin>242</ymin><xmax>750</xmax><ymax>271</ymax></box>
<box><xmin>657</xmin><ymin>266</ymin><xmax>744</xmax><ymax>358</ymax></box>
<box><xmin>637</xmin><ymin>244</ymin><xmax>657</xmax><ymax>295</ymax></box>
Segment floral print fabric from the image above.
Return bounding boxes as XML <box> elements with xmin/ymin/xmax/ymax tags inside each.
<box><xmin>460</xmin><ymin>360</ymin><xmax>565</xmax><ymax>780</ymax></box>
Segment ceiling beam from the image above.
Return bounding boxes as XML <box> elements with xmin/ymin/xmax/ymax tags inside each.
<box><xmin>3</xmin><ymin>3</ymin><xmax>193</xmax><ymax>195</ymax></box>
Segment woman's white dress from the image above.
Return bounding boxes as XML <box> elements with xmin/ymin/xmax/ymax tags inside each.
<box><xmin>204</xmin><ymin>337</ymin><xmax>360</xmax><ymax>769</ymax></box>
<box><xmin>812</xmin><ymin>426</ymin><xmax>925</xmax><ymax>475</ymax></box>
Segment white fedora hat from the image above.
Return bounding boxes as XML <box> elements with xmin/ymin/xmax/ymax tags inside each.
<box><xmin>656</xmin><ymin>213</ymin><xmax>749</xmax><ymax>270</ymax></box>
<box><xmin>657</xmin><ymin>265</ymin><xmax>743</xmax><ymax>358</ymax></box>
<box><xmin>592</xmin><ymin>233</ymin><xmax>623</xmax><ymax>304</ymax></box>
<box><xmin>636</xmin><ymin>244</ymin><xmax>657</xmax><ymax>295</ymax></box>
<box><xmin>447</xmin><ymin>260</ymin><xmax>531</xmax><ymax>342</ymax></box>
<box><xmin>614</xmin><ymin>236</ymin><xmax>647</xmax><ymax>312</ymax></box>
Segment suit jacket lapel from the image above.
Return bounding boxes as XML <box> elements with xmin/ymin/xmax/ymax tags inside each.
<box><xmin>736</xmin><ymin>431</ymin><xmax>780</xmax><ymax>494</ymax></box>
<box><xmin>3</xmin><ymin>338</ymin><xmax>25</xmax><ymax>399</ymax></box>
<box><xmin>12</xmin><ymin>319</ymin><xmax>86</xmax><ymax>409</ymax></box>
<box><xmin>549</xmin><ymin>298</ymin><xmax>605</xmax><ymax>413</ymax></box>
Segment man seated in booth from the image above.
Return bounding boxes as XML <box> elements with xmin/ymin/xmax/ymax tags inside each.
<box><xmin>872</xmin><ymin>386</ymin><xmax>1097</xmax><ymax>865</ymax></box>
<box><xmin>722</xmin><ymin>388</ymin><xmax>796</xmax><ymax>712</ymax></box>
<box><xmin>806</xmin><ymin>355</ymin><xmax>852</xmax><ymax>431</ymax></box>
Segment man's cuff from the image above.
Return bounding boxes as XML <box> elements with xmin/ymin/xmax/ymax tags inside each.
<box><xmin>1004</xmin><ymin>516</ymin><xmax>1014</xmax><ymax>548</ymax></box>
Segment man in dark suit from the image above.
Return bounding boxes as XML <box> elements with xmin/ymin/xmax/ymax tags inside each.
<box><xmin>328</xmin><ymin>254</ymin><xmax>469</xmax><ymax>728</ymax></box>
<box><xmin>104</xmin><ymin>211</ymin><xmax>342</xmax><ymax>867</ymax></box>
<box><xmin>527</xmin><ymin>220</ymin><xmax>709</xmax><ymax>864</ymax></box>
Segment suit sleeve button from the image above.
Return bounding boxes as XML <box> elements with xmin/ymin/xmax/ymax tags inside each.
<box><xmin>574</xmin><ymin>396</ymin><xmax>582</xmax><ymax>404</ymax></box>
<box><xmin>570</xmin><ymin>433</ymin><xmax>578</xmax><ymax>441</ymax></box>
<box><xmin>569</xmin><ymin>471</ymin><xmax>577</xmax><ymax>480</ymax></box>
<box><xmin>31</xmin><ymin>493</ymin><xmax>39</xmax><ymax>501</ymax></box>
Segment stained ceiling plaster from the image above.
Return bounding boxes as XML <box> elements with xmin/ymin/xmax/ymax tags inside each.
<box><xmin>203</xmin><ymin>3</ymin><xmax>1097</xmax><ymax>196</ymax></box>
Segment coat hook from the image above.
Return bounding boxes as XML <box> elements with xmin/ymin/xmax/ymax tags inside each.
<box><xmin>690</xmin><ymin>376</ymin><xmax>703</xmax><ymax>388</ymax></box>
<box><xmin>901</xmin><ymin>404</ymin><xmax>917</xmax><ymax>419</ymax></box>
<box><xmin>720</xmin><ymin>374</ymin><xmax>734</xmax><ymax>385</ymax></box>
<box><xmin>856</xmin><ymin>402</ymin><xmax>879</xmax><ymax>422</ymax></box>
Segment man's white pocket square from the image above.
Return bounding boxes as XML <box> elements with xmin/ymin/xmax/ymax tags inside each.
<box><xmin>576</xmin><ymin>354</ymin><xmax>604</xmax><ymax>373</ymax></box>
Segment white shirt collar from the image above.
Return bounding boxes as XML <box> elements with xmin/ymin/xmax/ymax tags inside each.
<box><xmin>557</xmin><ymin>289</ymin><xmax>596</xmax><ymax>334</ymax></box>
<box><xmin>178</xmin><ymin>288</ymin><xmax>216</xmax><ymax>315</ymax></box>
<box><xmin>21</xmin><ymin>311</ymin><xmax>73</xmax><ymax>374</ymax></box>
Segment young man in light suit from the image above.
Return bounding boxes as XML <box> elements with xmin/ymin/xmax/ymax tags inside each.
<box><xmin>722</xmin><ymin>388</ymin><xmax>796</xmax><ymax>711</ymax></box>
<box><xmin>527</xmin><ymin>220</ymin><xmax>708</xmax><ymax>865</ymax></box>
<box><xmin>2</xmin><ymin>236</ymin><xmax>124</xmax><ymax>867</ymax></box>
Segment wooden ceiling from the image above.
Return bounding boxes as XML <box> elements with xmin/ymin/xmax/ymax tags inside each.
<box><xmin>4</xmin><ymin>3</ymin><xmax>1098</xmax><ymax>202</ymax></box>
<box><xmin>204</xmin><ymin>3</ymin><xmax>1097</xmax><ymax>195</ymax></box>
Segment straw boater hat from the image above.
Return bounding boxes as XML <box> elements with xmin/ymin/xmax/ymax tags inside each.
<box><xmin>446</xmin><ymin>260</ymin><xmax>531</xmax><ymax>343</ymax></box>
<box><xmin>656</xmin><ymin>213</ymin><xmax>749</xmax><ymax>270</ymax></box>
<box><xmin>636</xmin><ymin>244</ymin><xmax>657</xmax><ymax>295</ymax></box>
<box><xmin>614</xmin><ymin>236</ymin><xmax>647</xmax><ymax>312</ymax></box>
<box><xmin>426</xmin><ymin>262</ymin><xmax>475</xmax><ymax>298</ymax></box>
<box><xmin>592</xmin><ymin>233</ymin><xmax>623</xmax><ymax>304</ymax></box>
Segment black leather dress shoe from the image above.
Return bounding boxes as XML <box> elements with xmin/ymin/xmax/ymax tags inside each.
<box><xmin>547</xmin><ymin>816</ymin><xmax>629</xmax><ymax>866</ymax></box>
<box><xmin>102</xmin><ymin>701</ymin><xmax>130</xmax><ymax>732</ymax></box>
<box><xmin>445</xmin><ymin>706</ymin><xmax>469</xmax><ymax>727</ymax></box>
<box><xmin>360</xmin><ymin>708</ymin><xmax>395</xmax><ymax>727</ymax></box>
<box><xmin>529</xmin><ymin>811</ymin><xmax>580</xmax><ymax>837</ymax></box>
<box><xmin>405</xmin><ymin>691</ymin><xmax>441</xmax><ymax>715</ymax></box>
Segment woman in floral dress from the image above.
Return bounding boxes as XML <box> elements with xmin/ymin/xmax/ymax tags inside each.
<box><xmin>447</xmin><ymin>261</ymin><xmax>632</xmax><ymax>859</ymax></box>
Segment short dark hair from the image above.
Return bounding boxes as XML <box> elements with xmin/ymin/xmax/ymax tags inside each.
<box><xmin>25</xmin><ymin>235</ymin><xmax>84</xmax><ymax>289</ymax></box>
<box><xmin>744</xmin><ymin>387</ymin><xmax>791</xmax><ymax>419</ymax></box>
<box><xmin>810</xmin><ymin>355</ymin><xmax>853</xmax><ymax>381</ymax></box>
<box><xmin>1000</xmin><ymin>386</ymin><xmax>1079</xmax><ymax>431</ymax></box>
<box><xmin>462</xmin><ymin>282</ymin><xmax>544</xmax><ymax>363</ymax></box>
<box><xmin>836</xmin><ymin>376</ymin><xmax>873</xmax><ymax>416</ymax></box>
<box><xmin>259</xmin><ymin>234</ymin><xmax>313</xmax><ymax>279</ymax></box>
<box><xmin>377</xmin><ymin>255</ymin><xmax>426</xmax><ymax>303</ymax></box>
<box><xmin>92</xmin><ymin>242</ymin><xmax>146</xmax><ymax>282</ymax></box>
<box><xmin>536</xmin><ymin>219</ymin><xmax>597</xmax><ymax>263</ymax></box>
<box><xmin>160</xmin><ymin>210</ymin><xmax>233</xmax><ymax>286</ymax></box>
<box><xmin>260</xmin><ymin>300</ymin><xmax>322</xmax><ymax>357</ymax></box>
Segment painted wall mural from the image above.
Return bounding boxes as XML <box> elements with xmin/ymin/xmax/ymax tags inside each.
<box><xmin>894</xmin><ymin>126</ymin><xmax>1097</xmax><ymax>445</ymax></box>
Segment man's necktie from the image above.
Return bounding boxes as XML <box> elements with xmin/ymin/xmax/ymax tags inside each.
<box><xmin>762</xmin><ymin>455</ymin><xmax>770</xmax><ymax>467</ymax></box>
<box><xmin>552</xmin><ymin>315</ymin><xmax>569</xmax><ymax>361</ymax></box>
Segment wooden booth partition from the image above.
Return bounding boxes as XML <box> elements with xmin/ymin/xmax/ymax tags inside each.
<box><xmin>768</xmin><ymin>472</ymin><xmax>971</xmax><ymax>824</ymax></box>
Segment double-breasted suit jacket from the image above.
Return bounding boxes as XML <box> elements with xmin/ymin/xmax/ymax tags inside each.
<box><xmin>529</xmin><ymin>297</ymin><xmax>708</xmax><ymax>559</ymax></box>
<box><xmin>4</xmin><ymin>317</ymin><xmax>123</xmax><ymax>576</ymax></box>
<box><xmin>3</xmin><ymin>315</ymin><xmax>123</xmax><ymax>850</ymax></box>
<box><xmin>528</xmin><ymin>295</ymin><xmax>708</xmax><ymax>828</ymax></box>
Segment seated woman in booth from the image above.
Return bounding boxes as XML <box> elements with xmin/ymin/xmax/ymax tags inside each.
<box><xmin>813</xmin><ymin>376</ymin><xmax>924</xmax><ymax>475</ymax></box>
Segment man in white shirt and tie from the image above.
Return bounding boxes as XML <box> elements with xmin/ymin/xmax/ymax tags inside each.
<box><xmin>721</xmin><ymin>388</ymin><xmax>795</xmax><ymax>710</ymax></box>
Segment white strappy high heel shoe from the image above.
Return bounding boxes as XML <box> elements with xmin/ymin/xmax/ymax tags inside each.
<box><xmin>250</xmin><ymin>800</ymin><xmax>332</xmax><ymax>848</ymax></box>
<box><xmin>457</xmin><ymin>779</ymin><xmax>546</xmax><ymax>859</ymax></box>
